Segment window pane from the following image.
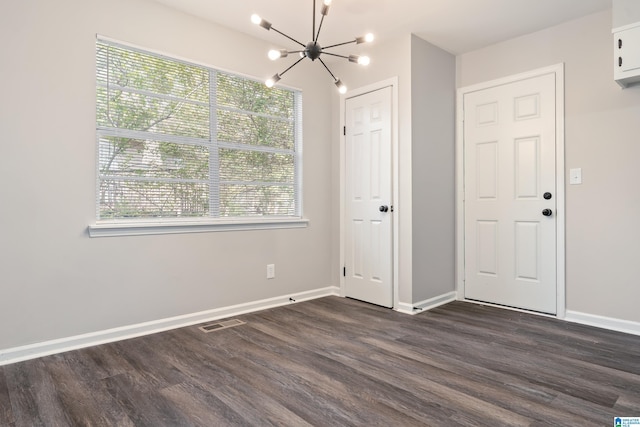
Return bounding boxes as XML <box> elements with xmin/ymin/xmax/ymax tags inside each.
<box><xmin>99</xmin><ymin>136</ymin><xmax>209</xmax><ymax>180</ymax></box>
<box><xmin>96</xmin><ymin>43</ymin><xmax>209</xmax><ymax>103</ymax></box>
<box><xmin>99</xmin><ymin>180</ymin><xmax>209</xmax><ymax>219</ymax></box>
<box><xmin>219</xmin><ymin>149</ymin><xmax>293</xmax><ymax>183</ymax></box>
<box><xmin>220</xmin><ymin>184</ymin><xmax>295</xmax><ymax>217</ymax></box>
<box><xmin>217</xmin><ymin>110</ymin><xmax>294</xmax><ymax>150</ymax></box>
<box><xmin>217</xmin><ymin>73</ymin><xmax>294</xmax><ymax>118</ymax></box>
<box><xmin>96</xmin><ymin>88</ymin><xmax>210</xmax><ymax>138</ymax></box>
<box><xmin>96</xmin><ymin>41</ymin><xmax>210</xmax><ymax>138</ymax></box>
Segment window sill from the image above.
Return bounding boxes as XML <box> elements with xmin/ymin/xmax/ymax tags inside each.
<box><xmin>88</xmin><ymin>218</ymin><xmax>309</xmax><ymax>238</ymax></box>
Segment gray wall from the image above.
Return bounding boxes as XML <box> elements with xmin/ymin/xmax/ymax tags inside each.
<box><xmin>410</xmin><ymin>35</ymin><xmax>456</xmax><ymax>303</ymax></box>
<box><xmin>457</xmin><ymin>9</ymin><xmax>640</xmax><ymax>323</ymax></box>
<box><xmin>0</xmin><ymin>0</ymin><xmax>334</xmax><ymax>350</ymax></box>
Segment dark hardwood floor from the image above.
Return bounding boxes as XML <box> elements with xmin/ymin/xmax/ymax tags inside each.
<box><xmin>1</xmin><ymin>296</ymin><xmax>639</xmax><ymax>426</ymax></box>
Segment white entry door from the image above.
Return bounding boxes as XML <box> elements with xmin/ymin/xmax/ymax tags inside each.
<box><xmin>464</xmin><ymin>72</ymin><xmax>557</xmax><ymax>314</ymax></box>
<box><xmin>344</xmin><ymin>86</ymin><xmax>393</xmax><ymax>308</ymax></box>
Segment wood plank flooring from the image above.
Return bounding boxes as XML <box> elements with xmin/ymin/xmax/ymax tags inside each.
<box><xmin>1</xmin><ymin>296</ymin><xmax>639</xmax><ymax>426</ymax></box>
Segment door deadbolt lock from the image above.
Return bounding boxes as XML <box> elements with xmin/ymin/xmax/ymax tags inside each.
<box><xmin>543</xmin><ymin>192</ymin><xmax>552</xmax><ymax>200</ymax></box>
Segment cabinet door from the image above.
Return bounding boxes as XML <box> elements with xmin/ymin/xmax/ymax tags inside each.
<box><xmin>614</xmin><ymin>25</ymin><xmax>640</xmax><ymax>87</ymax></box>
<box><xmin>616</xmin><ymin>26</ymin><xmax>640</xmax><ymax>73</ymax></box>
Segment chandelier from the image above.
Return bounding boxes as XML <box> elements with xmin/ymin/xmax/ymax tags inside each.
<box><xmin>251</xmin><ymin>0</ymin><xmax>374</xmax><ymax>93</ymax></box>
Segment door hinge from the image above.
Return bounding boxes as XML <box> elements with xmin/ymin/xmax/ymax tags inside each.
<box><xmin>343</xmin><ymin>126</ymin><xmax>346</xmax><ymax>136</ymax></box>
<box><xmin>343</xmin><ymin>266</ymin><xmax>346</xmax><ymax>277</ymax></box>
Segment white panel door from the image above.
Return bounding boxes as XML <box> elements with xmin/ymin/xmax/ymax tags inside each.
<box><xmin>464</xmin><ymin>73</ymin><xmax>557</xmax><ymax>314</ymax></box>
<box><xmin>345</xmin><ymin>86</ymin><xmax>393</xmax><ymax>308</ymax></box>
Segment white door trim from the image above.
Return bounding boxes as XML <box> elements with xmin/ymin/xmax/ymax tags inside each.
<box><xmin>456</xmin><ymin>64</ymin><xmax>566</xmax><ymax>318</ymax></box>
<box><xmin>340</xmin><ymin>77</ymin><xmax>399</xmax><ymax>309</ymax></box>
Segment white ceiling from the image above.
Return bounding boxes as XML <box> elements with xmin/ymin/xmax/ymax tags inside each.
<box><xmin>151</xmin><ymin>0</ymin><xmax>611</xmax><ymax>55</ymax></box>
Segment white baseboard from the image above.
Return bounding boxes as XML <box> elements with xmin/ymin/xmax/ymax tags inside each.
<box><xmin>0</xmin><ymin>286</ymin><xmax>340</xmax><ymax>367</ymax></box>
<box><xmin>396</xmin><ymin>291</ymin><xmax>458</xmax><ymax>315</ymax></box>
<box><xmin>565</xmin><ymin>310</ymin><xmax>640</xmax><ymax>337</ymax></box>
<box><xmin>395</xmin><ymin>302</ymin><xmax>415</xmax><ymax>315</ymax></box>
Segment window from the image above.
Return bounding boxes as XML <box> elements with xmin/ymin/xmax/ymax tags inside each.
<box><xmin>95</xmin><ymin>39</ymin><xmax>302</xmax><ymax>224</ymax></box>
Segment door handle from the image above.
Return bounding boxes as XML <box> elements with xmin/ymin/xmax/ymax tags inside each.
<box><xmin>379</xmin><ymin>205</ymin><xmax>389</xmax><ymax>213</ymax></box>
<box><xmin>542</xmin><ymin>209</ymin><xmax>553</xmax><ymax>217</ymax></box>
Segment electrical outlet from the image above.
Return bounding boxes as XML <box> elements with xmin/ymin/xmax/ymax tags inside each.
<box><xmin>570</xmin><ymin>168</ymin><xmax>582</xmax><ymax>185</ymax></box>
<box><xmin>266</xmin><ymin>264</ymin><xmax>275</xmax><ymax>279</ymax></box>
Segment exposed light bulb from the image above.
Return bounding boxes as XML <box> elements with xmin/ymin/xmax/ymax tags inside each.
<box><xmin>358</xmin><ymin>56</ymin><xmax>370</xmax><ymax>66</ymax></box>
<box><xmin>265</xmin><ymin>74</ymin><xmax>281</xmax><ymax>88</ymax></box>
<box><xmin>356</xmin><ymin>33</ymin><xmax>375</xmax><ymax>44</ymax></box>
<box><xmin>268</xmin><ymin>50</ymin><xmax>281</xmax><ymax>60</ymax></box>
<box><xmin>251</xmin><ymin>14</ymin><xmax>272</xmax><ymax>30</ymax></box>
<box><xmin>349</xmin><ymin>55</ymin><xmax>370</xmax><ymax>66</ymax></box>
<box><xmin>269</xmin><ymin>49</ymin><xmax>288</xmax><ymax>60</ymax></box>
<box><xmin>321</xmin><ymin>0</ymin><xmax>331</xmax><ymax>16</ymax></box>
<box><xmin>335</xmin><ymin>79</ymin><xmax>347</xmax><ymax>94</ymax></box>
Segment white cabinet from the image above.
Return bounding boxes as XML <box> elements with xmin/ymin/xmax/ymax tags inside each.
<box><xmin>614</xmin><ymin>23</ymin><xmax>640</xmax><ymax>87</ymax></box>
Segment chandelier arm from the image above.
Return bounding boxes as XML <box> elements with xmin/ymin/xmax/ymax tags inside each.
<box><xmin>314</xmin><ymin>14</ymin><xmax>326</xmax><ymax>43</ymax></box>
<box><xmin>322</xmin><ymin>40</ymin><xmax>356</xmax><ymax>50</ymax></box>
<box><xmin>317</xmin><ymin>57</ymin><xmax>338</xmax><ymax>81</ymax></box>
<box><xmin>279</xmin><ymin>56</ymin><xmax>306</xmax><ymax>77</ymax></box>
<box><xmin>312</xmin><ymin>0</ymin><xmax>316</xmax><ymax>42</ymax></box>
<box><xmin>321</xmin><ymin>52</ymin><xmax>350</xmax><ymax>60</ymax></box>
<box><xmin>271</xmin><ymin>27</ymin><xmax>306</xmax><ymax>48</ymax></box>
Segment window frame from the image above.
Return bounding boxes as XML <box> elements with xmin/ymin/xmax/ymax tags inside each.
<box><xmin>89</xmin><ymin>36</ymin><xmax>307</xmax><ymax>237</ymax></box>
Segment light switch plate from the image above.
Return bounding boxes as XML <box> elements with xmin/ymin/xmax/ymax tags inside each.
<box><xmin>570</xmin><ymin>168</ymin><xmax>582</xmax><ymax>185</ymax></box>
<box><xmin>266</xmin><ymin>264</ymin><xmax>275</xmax><ymax>279</ymax></box>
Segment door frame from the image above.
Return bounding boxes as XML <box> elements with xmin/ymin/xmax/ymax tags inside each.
<box><xmin>340</xmin><ymin>77</ymin><xmax>399</xmax><ymax>309</ymax></box>
<box><xmin>456</xmin><ymin>64</ymin><xmax>566</xmax><ymax>318</ymax></box>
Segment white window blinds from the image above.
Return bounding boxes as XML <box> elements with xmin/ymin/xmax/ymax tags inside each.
<box><xmin>96</xmin><ymin>39</ymin><xmax>302</xmax><ymax>220</ymax></box>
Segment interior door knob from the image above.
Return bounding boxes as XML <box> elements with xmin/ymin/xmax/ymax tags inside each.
<box><xmin>379</xmin><ymin>205</ymin><xmax>389</xmax><ymax>213</ymax></box>
<box><xmin>542</xmin><ymin>208</ymin><xmax>553</xmax><ymax>217</ymax></box>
